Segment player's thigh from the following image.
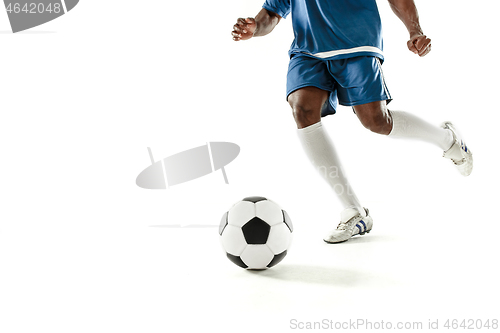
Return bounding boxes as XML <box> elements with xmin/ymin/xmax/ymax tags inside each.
<box><xmin>288</xmin><ymin>86</ymin><xmax>329</xmax><ymax>112</ymax></box>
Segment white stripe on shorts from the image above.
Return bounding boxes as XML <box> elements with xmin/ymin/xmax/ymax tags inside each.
<box><xmin>306</xmin><ymin>46</ymin><xmax>384</xmax><ymax>59</ymax></box>
<box><xmin>375</xmin><ymin>57</ymin><xmax>391</xmax><ymax>100</ymax></box>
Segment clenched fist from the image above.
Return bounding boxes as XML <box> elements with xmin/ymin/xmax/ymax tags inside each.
<box><xmin>408</xmin><ymin>34</ymin><xmax>431</xmax><ymax>57</ymax></box>
<box><xmin>231</xmin><ymin>17</ymin><xmax>257</xmax><ymax>41</ymax></box>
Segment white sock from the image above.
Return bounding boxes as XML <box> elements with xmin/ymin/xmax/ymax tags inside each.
<box><xmin>297</xmin><ymin>122</ymin><xmax>365</xmax><ymax>218</ymax></box>
<box><xmin>389</xmin><ymin>110</ymin><xmax>454</xmax><ymax>151</ymax></box>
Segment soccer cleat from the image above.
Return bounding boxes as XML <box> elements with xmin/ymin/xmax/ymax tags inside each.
<box><xmin>441</xmin><ymin>121</ymin><xmax>473</xmax><ymax>176</ymax></box>
<box><xmin>323</xmin><ymin>208</ymin><xmax>373</xmax><ymax>244</ymax></box>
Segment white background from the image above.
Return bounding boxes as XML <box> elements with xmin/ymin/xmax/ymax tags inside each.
<box><xmin>0</xmin><ymin>0</ymin><xmax>499</xmax><ymax>332</ymax></box>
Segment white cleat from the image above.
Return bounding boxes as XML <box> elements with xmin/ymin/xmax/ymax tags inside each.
<box><xmin>323</xmin><ymin>208</ymin><xmax>373</xmax><ymax>244</ymax></box>
<box><xmin>441</xmin><ymin>121</ymin><xmax>473</xmax><ymax>176</ymax></box>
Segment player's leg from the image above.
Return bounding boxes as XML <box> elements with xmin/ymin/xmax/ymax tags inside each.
<box><xmin>289</xmin><ymin>86</ymin><xmax>364</xmax><ymax>214</ymax></box>
<box><xmin>287</xmin><ymin>55</ymin><xmax>374</xmax><ymax>243</ymax></box>
<box><xmin>353</xmin><ymin>101</ymin><xmax>453</xmax><ymax>150</ymax></box>
<box><xmin>333</xmin><ymin>56</ymin><xmax>472</xmax><ymax>176</ymax></box>
<box><xmin>353</xmin><ymin>102</ymin><xmax>472</xmax><ymax>175</ymax></box>
<box><xmin>289</xmin><ymin>87</ymin><xmax>372</xmax><ymax>243</ymax></box>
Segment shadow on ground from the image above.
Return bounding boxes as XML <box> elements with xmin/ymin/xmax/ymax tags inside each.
<box><xmin>246</xmin><ymin>264</ymin><xmax>396</xmax><ymax>288</ymax></box>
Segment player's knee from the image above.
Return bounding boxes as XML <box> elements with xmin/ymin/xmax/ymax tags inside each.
<box><xmin>355</xmin><ymin>103</ymin><xmax>392</xmax><ymax>135</ymax></box>
<box><xmin>289</xmin><ymin>102</ymin><xmax>320</xmax><ymax>128</ymax></box>
<box><xmin>360</xmin><ymin>111</ymin><xmax>392</xmax><ymax>135</ymax></box>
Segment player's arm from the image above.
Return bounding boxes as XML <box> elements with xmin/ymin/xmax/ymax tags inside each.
<box><xmin>387</xmin><ymin>0</ymin><xmax>431</xmax><ymax>57</ymax></box>
<box><xmin>232</xmin><ymin>8</ymin><xmax>282</xmax><ymax>41</ymax></box>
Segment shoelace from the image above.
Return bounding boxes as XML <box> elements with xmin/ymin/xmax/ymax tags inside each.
<box><xmin>336</xmin><ymin>217</ymin><xmax>357</xmax><ymax>231</ymax></box>
<box><xmin>336</xmin><ymin>221</ymin><xmax>348</xmax><ymax>230</ymax></box>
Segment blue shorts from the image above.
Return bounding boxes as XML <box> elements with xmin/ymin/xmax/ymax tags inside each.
<box><xmin>286</xmin><ymin>54</ymin><xmax>392</xmax><ymax>117</ymax></box>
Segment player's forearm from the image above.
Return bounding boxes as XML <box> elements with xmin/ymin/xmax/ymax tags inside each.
<box><xmin>388</xmin><ymin>0</ymin><xmax>423</xmax><ymax>36</ymax></box>
<box><xmin>254</xmin><ymin>8</ymin><xmax>281</xmax><ymax>37</ymax></box>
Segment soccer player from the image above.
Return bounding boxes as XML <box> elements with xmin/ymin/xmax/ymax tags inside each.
<box><xmin>231</xmin><ymin>0</ymin><xmax>473</xmax><ymax>243</ymax></box>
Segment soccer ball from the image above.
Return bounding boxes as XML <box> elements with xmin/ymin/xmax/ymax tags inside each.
<box><xmin>219</xmin><ymin>196</ymin><xmax>293</xmax><ymax>269</ymax></box>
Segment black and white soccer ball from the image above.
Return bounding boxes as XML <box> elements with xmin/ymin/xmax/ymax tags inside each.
<box><xmin>219</xmin><ymin>196</ymin><xmax>293</xmax><ymax>269</ymax></box>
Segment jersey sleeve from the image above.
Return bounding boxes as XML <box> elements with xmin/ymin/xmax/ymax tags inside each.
<box><xmin>262</xmin><ymin>0</ymin><xmax>290</xmax><ymax>19</ymax></box>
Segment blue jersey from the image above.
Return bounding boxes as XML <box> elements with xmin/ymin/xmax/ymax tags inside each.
<box><xmin>262</xmin><ymin>0</ymin><xmax>384</xmax><ymax>61</ymax></box>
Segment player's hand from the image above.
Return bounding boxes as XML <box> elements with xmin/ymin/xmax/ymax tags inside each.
<box><xmin>232</xmin><ymin>18</ymin><xmax>257</xmax><ymax>41</ymax></box>
<box><xmin>407</xmin><ymin>34</ymin><xmax>431</xmax><ymax>57</ymax></box>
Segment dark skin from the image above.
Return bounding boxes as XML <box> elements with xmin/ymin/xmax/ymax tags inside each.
<box><xmin>231</xmin><ymin>0</ymin><xmax>432</xmax><ymax>133</ymax></box>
